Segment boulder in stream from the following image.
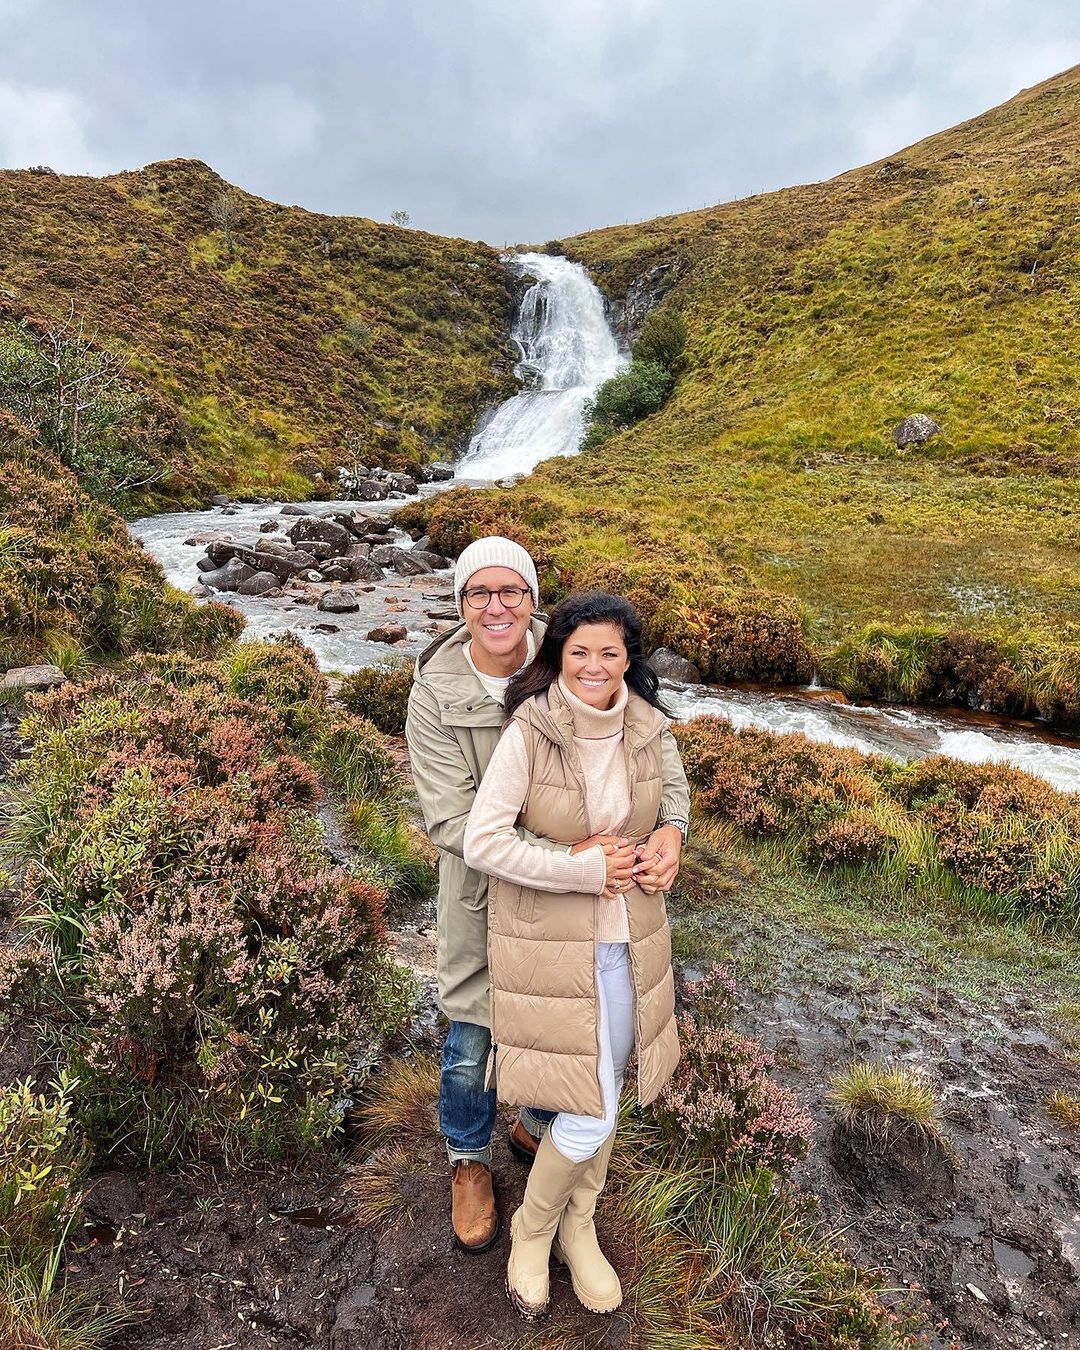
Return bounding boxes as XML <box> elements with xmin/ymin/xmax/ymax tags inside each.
<box><xmin>318</xmin><ymin>590</ymin><xmax>360</xmax><ymax>614</ymax></box>
<box><xmin>367</xmin><ymin>623</ymin><xmax>408</xmax><ymax>643</ymax></box>
<box><xmin>202</xmin><ymin>557</ymin><xmax>257</xmax><ymax>592</ymax></box>
<box><xmin>280</xmin><ymin>504</ymin><xmax>310</xmax><ymax>516</ymax></box>
<box><xmin>287</xmin><ymin>517</ymin><xmax>354</xmax><ymax>551</ymax></box>
<box><xmin>236</xmin><ymin>571</ymin><xmax>283</xmax><ymax>597</ymax></box>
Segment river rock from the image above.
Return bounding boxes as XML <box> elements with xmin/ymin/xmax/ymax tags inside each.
<box><xmin>350</xmin><ymin>556</ymin><xmax>385</xmax><ymax>583</ymax></box>
<box><xmin>387</xmin><ymin>473</ymin><xmax>418</xmax><ymax>495</ymax></box>
<box><xmin>210</xmin><ymin>493</ymin><xmax>230</xmax><ymax>507</ymax></box>
<box><xmin>286</xmin><ymin>517</ymin><xmax>354</xmax><ymax>551</ymax></box>
<box><xmin>648</xmin><ymin>647</ymin><xmax>702</xmax><ymax>684</ymax></box>
<box><xmin>302</xmin><ymin>539</ymin><xmax>341</xmax><ymax>561</ymax></box>
<box><xmin>259</xmin><ymin>519</ymin><xmax>278</xmax><ymax>533</ymax></box>
<box><xmin>202</xmin><ymin>557</ymin><xmax>257</xmax><ymax>592</ymax></box>
<box><xmin>346</xmin><ymin>541</ymin><xmax>372</xmax><ymax>559</ymax></box>
<box><xmin>297</xmin><ymin>569</ymin><xmax>324</xmax><ymax>583</ymax></box>
<box><xmin>411</xmin><ymin>534</ymin><xmax>432</xmax><ymax>551</ymax></box>
<box><xmin>318</xmin><ymin>590</ymin><xmax>360</xmax><ymax>614</ymax></box>
<box><xmin>280</xmin><ymin>504</ymin><xmax>310</xmax><ymax>516</ymax></box>
<box><xmin>205</xmin><ymin>542</ymin><xmax>319</xmax><ymax>582</ymax></box>
<box><xmin>196</xmin><ymin>555</ymin><xmax>219</xmax><ymax>573</ymax></box>
<box><xmin>420</xmin><ymin>461</ymin><xmax>455</xmax><ymax>483</ymax></box>
<box><xmin>892</xmin><ymin>414</ymin><xmax>941</xmax><ymax>448</ymax></box>
<box><xmin>255</xmin><ymin>538</ymin><xmax>293</xmax><ymax>555</ymax></box>
<box><xmin>321</xmin><ymin>563</ymin><xmax>352</xmax><ymax>582</ymax></box>
<box><xmin>184</xmin><ymin>532</ymin><xmax>229</xmax><ymax>546</ymax></box>
<box><xmin>353</xmin><ymin>513</ymin><xmax>391</xmax><ymax>534</ymax></box>
<box><xmin>356</xmin><ymin>480</ymin><xmax>389</xmax><ymax>502</ymax></box>
<box><xmin>367</xmin><ymin>623</ymin><xmax>407</xmax><ymax>643</ymax></box>
<box><xmin>325</xmin><ymin>511</ymin><xmax>366</xmax><ymax>539</ymax></box>
<box><xmin>236</xmin><ymin>571</ymin><xmax>283</xmax><ymax>597</ymax></box>
<box><xmin>1</xmin><ymin>664</ymin><xmax>66</xmax><ymax>692</ymax></box>
<box><xmin>411</xmin><ymin>549</ymin><xmax>450</xmax><ymax>569</ymax></box>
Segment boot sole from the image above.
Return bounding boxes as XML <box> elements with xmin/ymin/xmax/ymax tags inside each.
<box><xmin>505</xmin><ymin>1277</ymin><xmax>548</xmax><ymax>1320</ymax></box>
<box><xmin>452</xmin><ymin>1213</ymin><xmax>502</xmax><ymax>1254</ymax></box>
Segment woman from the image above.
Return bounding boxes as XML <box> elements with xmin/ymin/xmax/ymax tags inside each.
<box><xmin>463</xmin><ymin>590</ymin><xmax>687</xmax><ymax>1319</ymax></box>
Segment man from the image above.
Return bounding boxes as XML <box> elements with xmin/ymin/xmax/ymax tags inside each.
<box><xmin>406</xmin><ymin>536</ymin><xmax>690</xmax><ymax>1252</ymax></box>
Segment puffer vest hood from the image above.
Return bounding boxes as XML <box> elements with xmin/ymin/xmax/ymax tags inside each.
<box><xmin>486</xmin><ymin>684</ymin><xmax>680</xmax><ymax>1118</ymax></box>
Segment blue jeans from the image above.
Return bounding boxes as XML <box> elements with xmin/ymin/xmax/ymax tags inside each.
<box><xmin>439</xmin><ymin>1020</ymin><xmax>555</xmax><ymax>1165</ymax></box>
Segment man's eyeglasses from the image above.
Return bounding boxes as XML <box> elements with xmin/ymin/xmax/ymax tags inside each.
<box><xmin>461</xmin><ymin>585</ymin><xmax>531</xmax><ymax>610</ymax></box>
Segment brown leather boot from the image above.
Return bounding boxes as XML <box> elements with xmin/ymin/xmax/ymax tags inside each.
<box><xmin>508</xmin><ymin>1114</ymin><xmax>542</xmax><ymax>1165</ymax></box>
<box><xmin>451</xmin><ymin>1160</ymin><xmax>500</xmax><ymax>1253</ymax></box>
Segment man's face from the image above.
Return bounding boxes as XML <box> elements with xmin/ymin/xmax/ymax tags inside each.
<box><xmin>461</xmin><ymin>565</ymin><xmax>535</xmax><ymax>663</ymax></box>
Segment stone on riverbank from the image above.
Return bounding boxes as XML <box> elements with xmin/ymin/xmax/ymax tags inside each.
<box><xmin>1</xmin><ymin>664</ymin><xmax>67</xmax><ymax>692</ymax></box>
<box><xmin>236</xmin><ymin>571</ymin><xmax>283</xmax><ymax>597</ymax></box>
<box><xmin>287</xmin><ymin>517</ymin><xmax>354</xmax><ymax>551</ymax></box>
<box><xmin>648</xmin><ymin>647</ymin><xmax>702</xmax><ymax>683</ymax></box>
<box><xmin>202</xmin><ymin>557</ymin><xmax>257</xmax><ymax>592</ymax></box>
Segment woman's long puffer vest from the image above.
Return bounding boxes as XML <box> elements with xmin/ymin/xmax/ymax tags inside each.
<box><xmin>486</xmin><ymin>687</ymin><xmax>680</xmax><ymax>1118</ymax></box>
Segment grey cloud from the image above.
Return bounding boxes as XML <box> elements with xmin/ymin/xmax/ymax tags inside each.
<box><xmin>1</xmin><ymin>0</ymin><xmax>1077</xmax><ymax>243</ymax></box>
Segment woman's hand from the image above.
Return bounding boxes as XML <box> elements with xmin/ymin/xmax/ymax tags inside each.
<box><xmin>570</xmin><ymin>834</ymin><xmax>636</xmax><ymax>900</ymax></box>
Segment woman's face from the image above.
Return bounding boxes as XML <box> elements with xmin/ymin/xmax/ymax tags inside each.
<box><xmin>561</xmin><ymin>621</ymin><xmax>630</xmax><ymax>709</ymax></box>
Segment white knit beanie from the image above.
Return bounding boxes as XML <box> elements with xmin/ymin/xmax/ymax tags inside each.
<box><xmin>453</xmin><ymin>536</ymin><xmax>539</xmax><ymax>616</ymax></box>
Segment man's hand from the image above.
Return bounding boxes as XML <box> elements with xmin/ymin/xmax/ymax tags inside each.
<box><xmin>633</xmin><ymin>824</ymin><xmax>683</xmax><ymax>895</ymax></box>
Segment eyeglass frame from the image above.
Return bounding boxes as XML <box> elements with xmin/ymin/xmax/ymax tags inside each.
<box><xmin>460</xmin><ymin>584</ymin><xmax>532</xmax><ymax>610</ymax></box>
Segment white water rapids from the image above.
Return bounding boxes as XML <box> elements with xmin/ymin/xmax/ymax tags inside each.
<box><xmin>455</xmin><ymin>252</ymin><xmax>624</xmax><ymax>480</ymax></box>
<box><xmin>126</xmin><ymin>251</ymin><xmax>1079</xmax><ymax>793</ymax></box>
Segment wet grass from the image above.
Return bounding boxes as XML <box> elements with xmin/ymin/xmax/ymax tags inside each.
<box><xmin>670</xmin><ymin>816</ymin><xmax>1080</xmax><ymax>1029</ymax></box>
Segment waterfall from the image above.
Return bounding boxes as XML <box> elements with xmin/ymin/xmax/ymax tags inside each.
<box><xmin>456</xmin><ymin>252</ymin><xmax>624</xmax><ymax>481</ymax></box>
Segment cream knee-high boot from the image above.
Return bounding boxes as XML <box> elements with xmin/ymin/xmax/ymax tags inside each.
<box><xmin>506</xmin><ymin>1132</ymin><xmax>587</xmax><ymax>1320</ymax></box>
<box><xmin>551</xmin><ymin>1128</ymin><xmax>621</xmax><ymax>1313</ymax></box>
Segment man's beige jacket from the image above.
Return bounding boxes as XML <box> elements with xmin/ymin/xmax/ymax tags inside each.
<box><xmin>405</xmin><ymin>619</ymin><xmax>691</xmax><ymax>1027</ymax></box>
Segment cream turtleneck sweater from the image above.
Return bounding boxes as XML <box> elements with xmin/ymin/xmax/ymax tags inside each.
<box><xmin>463</xmin><ymin>675</ymin><xmax>634</xmax><ymax>943</ymax></box>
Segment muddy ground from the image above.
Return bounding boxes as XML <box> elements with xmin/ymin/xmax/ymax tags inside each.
<box><xmin>3</xmin><ymin>711</ymin><xmax>1078</xmax><ymax>1349</ymax></box>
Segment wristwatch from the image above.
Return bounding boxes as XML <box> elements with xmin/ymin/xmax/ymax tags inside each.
<box><xmin>659</xmin><ymin>817</ymin><xmax>689</xmax><ymax>844</ymax></box>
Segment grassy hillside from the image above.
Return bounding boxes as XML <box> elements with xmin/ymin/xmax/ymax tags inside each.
<box><xmin>0</xmin><ymin>159</ymin><xmax>512</xmax><ymax>507</ymax></box>
<box><xmin>420</xmin><ymin>66</ymin><xmax>1079</xmax><ymax>721</ymax></box>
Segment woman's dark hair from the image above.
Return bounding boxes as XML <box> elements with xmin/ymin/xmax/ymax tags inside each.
<box><xmin>505</xmin><ymin>590</ymin><xmax>671</xmax><ymax>720</ymax></box>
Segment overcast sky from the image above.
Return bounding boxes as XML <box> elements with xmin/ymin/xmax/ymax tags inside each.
<box><xmin>1</xmin><ymin>1</ymin><xmax>1077</xmax><ymax>244</ymax></box>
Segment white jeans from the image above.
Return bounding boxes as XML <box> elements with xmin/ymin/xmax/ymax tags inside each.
<box><xmin>549</xmin><ymin>942</ymin><xmax>635</xmax><ymax>1163</ymax></box>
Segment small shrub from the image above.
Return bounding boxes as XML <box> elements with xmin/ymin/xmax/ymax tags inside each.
<box><xmin>224</xmin><ymin>633</ymin><xmax>328</xmax><ymax>740</ymax></box>
<box><xmin>1046</xmin><ymin>1090</ymin><xmax>1080</xmax><ymax>1130</ymax></box>
<box><xmin>828</xmin><ymin>1062</ymin><xmax>941</xmax><ymax>1143</ymax></box>
<box><xmin>339</xmin><ymin>659</ymin><xmax>412</xmax><ymax>735</ymax></box>
<box><xmin>584</xmin><ymin>360</ymin><xmax>673</xmax><ymax>433</ymax></box>
<box><xmin>632</xmin><ymin>307</ymin><xmax>688</xmax><ymax>370</ymax></box>
<box><xmin>655</xmin><ymin>1017</ymin><xmax>815</xmax><ymax>1175</ymax></box>
<box><xmin>0</xmin><ymin>1075</ymin><xmax>86</xmax><ymax>1265</ymax></box>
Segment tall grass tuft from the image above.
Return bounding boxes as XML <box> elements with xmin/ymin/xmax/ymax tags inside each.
<box><xmin>828</xmin><ymin>1062</ymin><xmax>941</xmax><ymax>1144</ymax></box>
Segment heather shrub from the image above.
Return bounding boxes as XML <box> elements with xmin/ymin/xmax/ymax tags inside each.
<box><xmin>0</xmin><ymin>423</ymin><xmax>243</xmax><ymax>668</ymax></box>
<box><xmin>654</xmin><ymin>963</ymin><xmax>813</xmax><ymax>1176</ymax></box>
<box><xmin>677</xmin><ymin>717</ymin><xmax>887</xmax><ymax>837</ymax></box>
<box><xmin>224</xmin><ymin>633</ymin><xmax>328</xmax><ymax>740</ymax></box>
<box><xmin>1</xmin><ymin>672</ymin><xmax>412</xmax><ymax>1162</ymax></box>
<box><xmin>339</xmin><ymin>658</ymin><xmax>412</xmax><ymax>735</ymax></box>
<box><xmin>678</xmin><ymin>716</ymin><xmax>1080</xmax><ymax>929</ymax></box>
<box><xmin>677</xmin><ymin>590</ymin><xmax>815</xmax><ymax>684</ymax></box>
